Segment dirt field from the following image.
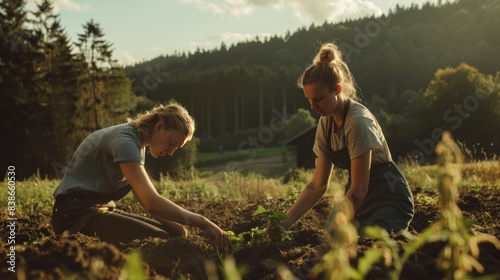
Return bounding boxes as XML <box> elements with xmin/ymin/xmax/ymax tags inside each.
<box><xmin>1</xmin><ymin>185</ymin><xmax>499</xmax><ymax>279</ymax></box>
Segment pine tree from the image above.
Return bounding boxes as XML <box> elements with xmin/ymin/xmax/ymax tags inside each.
<box><xmin>75</xmin><ymin>19</ymin><xmax>115</xmax><ymax>129</ymax></box>
<box><xmin>0</xmin><ymin>0</ymin><xmax>43</xmax><ymax>179</ymax></box>
<box><xmin>75</xmin><ymin>19</ymin><xmax>135</xmax><ymax>130</ymax></box>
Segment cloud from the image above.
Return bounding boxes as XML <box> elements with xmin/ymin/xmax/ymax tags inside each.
<box><xmin>291</xmin><ymin>0</ymin><xmax>382</xmax><ymax>23</ymax></box>
<box><xmin>182</xmin><ymin>0</ymin><xmax>382</xmax><ymax>22</ymax></box>
<box><xmin>54</xmin><ymin>0</ymin><xmax>89</xmax><ymax>12</ymax></box>
<box><xmin>119</xmin><ymin>51</ymin><xmax>136</xmax><ymax>66</ymax></box>
<box><xmin>182</xmin><ymin>0</ymin><xmax>230</xmax><ymax>15</ymax></box>
<box><xmin>182</xmin><ymin>0</ymin><xmax>281</xmax><ymax>16</ymax></box>
<box><xmin>181</xmin><ymin>31</ymin><xmax>272</xmax><ymax>53</ymax></box>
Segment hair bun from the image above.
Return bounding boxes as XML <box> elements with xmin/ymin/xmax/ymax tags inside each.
<box><xmin>318</xmin><ymin>46</ymin><xmax>336</xmax><ymax>64</ymax></box>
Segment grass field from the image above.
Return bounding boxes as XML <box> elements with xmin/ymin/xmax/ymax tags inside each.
<box><xmin>1</xmin><ymin>158</ymin><xmax>499</xmax><ymax>279</ymax></box>
<box><xmin>2</xmin><ymin>158</ymin><xmax>497</xmax><ymax>217</ymax></box>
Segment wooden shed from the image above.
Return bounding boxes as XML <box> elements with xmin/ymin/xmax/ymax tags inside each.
<box><xmin>285</xmin><ymin>125</ymin><xmax>317</xmax><ymax>169</ymax></box>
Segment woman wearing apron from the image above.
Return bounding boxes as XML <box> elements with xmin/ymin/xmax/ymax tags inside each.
<box><xmin>274</xmin><ymin>42</ymin><xmax>414</xmax><ymax>236</ymax></box>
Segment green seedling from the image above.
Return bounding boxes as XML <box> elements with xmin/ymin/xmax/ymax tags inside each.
<box><xmin>223</xmin><ymin>206</ymin><xmax>289</xmax><ymax>255</ymax></box>
<box><xmin>254</xmin><ymin>205</ymin><xmax>288</xmax><ymax>241</ymax></box>
<box><xmin>223</xmin><ymin>227</ymin><xmax>268</xmax><ymax>256</ymax></box>
<box><xmin>224</xmin><ymin>230</ymin><xmax>244</xmax><ymax>253</ymax></box>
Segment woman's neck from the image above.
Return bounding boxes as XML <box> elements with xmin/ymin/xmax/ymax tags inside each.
<box><xmin>332</xmin><ymin>97</ymin><xmax>348</xmax><ymax>127</ymax></box>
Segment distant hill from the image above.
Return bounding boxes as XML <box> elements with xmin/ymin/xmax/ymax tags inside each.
<box><xmin>125</xmin><ymin>0</ymin><xmax>500</xmax><ymax>157</ymax></box>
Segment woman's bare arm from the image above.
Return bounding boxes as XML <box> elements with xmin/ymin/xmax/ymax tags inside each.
<box><xmin>281</xmin><ymin>156</ymin><xmax>333</xmax><ymax>229</ymax></box>
<box><xmin>120</xmin><ymin>162</ymin><xmax>226</xmax><ymax>247</ymax></box>
<box><xmin>344</xmin><ymin>149</ymin><xmax>372</xmax><ymax>213</ymax></box>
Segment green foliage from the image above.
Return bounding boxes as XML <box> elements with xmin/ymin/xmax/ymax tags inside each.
<box><xmin>284</xmin><ymin>108</ymin><xmax>316</xmax><ymax>140</ymax></box>
<box><xmin>3</xmin><ymin>0</ymin><xmax>500</xmax><ymax>179</ymax></box>
<box><xmin>0</xmin><ymin>174</ymin><xmax>57</xmax><ymax>218</ymax></box>
<box><xmin>311</xmin><ymin>135</ymin><xmax>500</xmax><ymax>280</ymax></box>
<box><xmin>254</xmin><ymin>205</ymin><xmax>287</xmax><ymax>234</ymax></box>
<box><xmin>124</xmin><ymin>0</ymin><xmax>500</xmax><ymax>163</ymax></box>
<box><xmin>1</xmin><ymin>157</ymin><xmax>500</xmax><ymax>279</ymax></box>
<box><xmin>336</xmin><ymin>133</ymin><xmax>500</xmax><ymax>280</ymax></box>
<box><xmin>0</xmin><ymin>1</ymin><xmax>136</xmax><ymax>180</ymax></box>
<box><xmin>224</xmin><ymin>206</ymin><xmax>290</xmax><ymax>254</ymax></box>
<box><xmin>420</xmin><ymin>63</ymin><xmax>499</xmax><ymax>157</ymax></box>
<box><xmin>281</xmin><ymin>168</ymin><xmax>311</xmax><ymax>185</ymax></box>
<box><xmin>426</xmin><ymin>133</ymin><xmax>500</xmax><ymax>279</ymax></box>
<box><xmin>224</xmin><ymin>227</ymin><xmax>268</xmax><ymax>253</ymax></box>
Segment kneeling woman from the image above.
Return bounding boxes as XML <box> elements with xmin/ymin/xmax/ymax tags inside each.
<box><xmin>52</xmin><ymin>102</ymin><xmax>227</xmax><ymax>249</ymax></box>
<box><xmin>274</xmin><ymin>42</ymin><xmax>414</xmax><ymax>236</ymax></box>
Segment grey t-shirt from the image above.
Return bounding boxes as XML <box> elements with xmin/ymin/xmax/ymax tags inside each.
<box><xmin>313</xmin><ymin>100</ymin><xmax>392</xmax><ymax>164</ymax></box>
<box><xmin>53</xmin><ymin>124</ymin><xmax>145</xmax><ymax>197</ymax></box>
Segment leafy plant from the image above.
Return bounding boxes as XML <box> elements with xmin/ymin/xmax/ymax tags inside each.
<box><xmin>254</xmin><ymin>205</ymin><xmax>287</xmax><ymax>237</ymax></box>
<box><xmin>355</xmin><ymin>133</ymin><xmax>500</xmax><ymax>280</ymax></box>
<box><xmin>424</xmin><ymin>133</ymin><xmax>500</xmax><ymax>279</ymax></box>
<box><xmin>223</xmin><ymin>205</ymin><xmax>290</xmax><ymax>254</ymax></box>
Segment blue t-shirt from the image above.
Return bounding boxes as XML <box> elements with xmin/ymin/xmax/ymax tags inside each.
<box><xmin>53</xmin><ymin>124</ymin><xmax>145</xmax><ymax>197</ymax></box>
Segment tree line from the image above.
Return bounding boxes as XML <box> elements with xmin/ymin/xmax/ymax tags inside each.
<box><xmin>125</xmin><ymin>0</ymin><xmax>499</xmax><ymax>159</ymax></box>
<box><xmin>1</xmin><ymin>0</ymin><xmax>136</xmax><ymax>179</ymax></box>
<box><xmin>1</xmin><ymin>0</ymin><xmax>499</xmax><ymax>180</ymax></box>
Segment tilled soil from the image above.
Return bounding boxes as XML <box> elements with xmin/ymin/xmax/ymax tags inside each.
<box><xmin>1</xmin><ymin>186</ymin><xmax>499</xmax><ymax>280</ymax></box>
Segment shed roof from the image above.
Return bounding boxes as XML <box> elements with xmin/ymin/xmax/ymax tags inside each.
<box><xmin>285</xmin><ymin>125</ymin><xmax>317</xmax><ymax>145</ymax></box>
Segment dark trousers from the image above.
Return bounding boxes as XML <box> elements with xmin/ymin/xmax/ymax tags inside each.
<box><xmin>52</xmin><ymin>192</ymin><xmax>180</xmax><ymax>246</ymax></box>
<box><xmin>80</xmin><ymin>209</ymin><xmax>171</xmax><ymax>245</ymax></box>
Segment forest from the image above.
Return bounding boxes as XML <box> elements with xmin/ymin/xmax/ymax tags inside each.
<box><xmin>1</xmin><ymin>0</ymin><xmax>499</xmax><ymax>180</ymax></box>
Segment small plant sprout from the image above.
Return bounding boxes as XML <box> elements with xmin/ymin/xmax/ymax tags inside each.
<box><xmin>223</xmin><ymin>206</ymin><xmax>289</xmax><ymax>255</ymax></box>
<box><xmin>254</xmin><ymin>205</ymin><xmax>288</xmax><ymax>241</ymax></box>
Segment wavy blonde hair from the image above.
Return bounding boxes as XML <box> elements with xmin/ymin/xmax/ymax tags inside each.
<box><xmin>297</xmin><ymin>42</ymin><xmax>359</xmax><ymax>101</ymax></box>
<box><xmin>128</xmin><ymin>102</ymin><xmax>195</xmax><ymax>143</ymax></box>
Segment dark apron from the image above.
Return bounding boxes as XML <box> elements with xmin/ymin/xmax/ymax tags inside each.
<box><xmin>325</xmin><ymin>100</ymin><xmax>414</xmax><ymax>222</ymax></box>
<box><xmin>52</xmin><ymin>186</ymin><xmax>132</xmax><ymax>234</ymax></box>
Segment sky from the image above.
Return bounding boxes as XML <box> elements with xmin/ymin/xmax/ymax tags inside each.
<box><xmin>26</xmin><ymin>0</ymin><xmax>441</xmax><ymax>66</ymax></box>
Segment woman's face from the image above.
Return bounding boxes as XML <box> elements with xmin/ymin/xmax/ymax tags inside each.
<box><xmin>303</xmin><ymin>82</ymin><xmax>339</xmax><ymax>116</ymax></box>
<box><xmin>149</xmin><ymin>122</ymin><xmax>188</xmax><ymax>158</ymax></box>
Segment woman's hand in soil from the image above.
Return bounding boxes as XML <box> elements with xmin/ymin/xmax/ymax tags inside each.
<box><xmin>203</xmin><ymin>220</ymin><xmax>229</xmax><ymax>251</ymax></box>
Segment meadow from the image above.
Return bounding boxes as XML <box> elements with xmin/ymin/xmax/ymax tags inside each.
<box><xmin>1</xmin><ymin>155</ymin><xmax>499</xmax><ymax>279</ymax></box>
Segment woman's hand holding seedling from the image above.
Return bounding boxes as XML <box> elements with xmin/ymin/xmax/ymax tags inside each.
<box><xmin>254</xmin><ymin>205</ymin><xmax>288</xmax><ymax>241</ymax></box>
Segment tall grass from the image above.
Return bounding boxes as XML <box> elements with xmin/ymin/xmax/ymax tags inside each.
<box><xmin>0</xmin><ymin>173</ymin><xmax>57</xmax><ymax>219</ymax></box>
<box><xmin>153</xmin><ymin>171</ymin><xmax>287</xmax><ymax>202</ymax></box>
<box><xmin>401</xmin><ymin>161</ymin><xmax>500</xmax><ymax>191</ymax></box>
<box><xmin>2</xmin><ymin>158</ymin><xmax>497</xmax><ymax>217</ymax></box>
